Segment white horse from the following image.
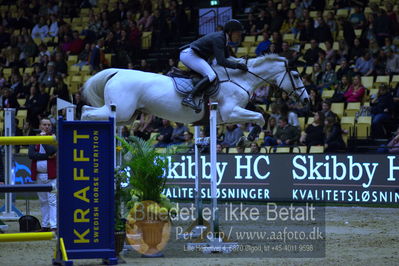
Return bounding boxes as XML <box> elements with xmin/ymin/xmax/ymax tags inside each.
<box><xmin>81</xmin><ymin>54</ymin><xmax>309</xmax><ymax>127</ymax></box>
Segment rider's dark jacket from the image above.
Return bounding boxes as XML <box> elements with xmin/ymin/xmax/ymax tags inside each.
<box><xmin>189</xmin><ymin>31</ymin><xmax>240</xmax><ymax>69</ymax></box>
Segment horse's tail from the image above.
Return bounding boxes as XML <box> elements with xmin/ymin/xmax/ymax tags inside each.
<box><xmin>81</xmin><ymin>68</ymin><xmax>118</xmax><ymax>107</ymax></box>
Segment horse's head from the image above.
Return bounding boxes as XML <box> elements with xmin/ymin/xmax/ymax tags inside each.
<box><xmin>248</xmin><ymin>55</ymin><xmax>309</xmax><ymax>103</ymax></box>
<box><xmin>275</xmin><ymin>66</ymin><xmax>309</xmax><ymax>103</ymax></box>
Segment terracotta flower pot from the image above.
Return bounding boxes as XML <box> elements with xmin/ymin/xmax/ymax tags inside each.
<box><xmin>135</xmin><ymin>220</ymin><xmax>166</xmax><ymax>255</ymax></box>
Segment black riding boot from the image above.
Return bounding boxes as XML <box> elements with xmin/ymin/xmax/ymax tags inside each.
<box><xmin>181</xmin><ymin>77</ymin><xmax>210</xmax><ymax>113</ymax></box>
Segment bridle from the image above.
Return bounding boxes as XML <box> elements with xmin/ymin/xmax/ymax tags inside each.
<box><xmin>277</xmin><ymin>61</ymin><xmax>307</xmax><ymax>98</ymax></box>
<box><xmin>219</xmin><ymin>58</ymin><xmax>306</xmax><ymax>101</ymax></box>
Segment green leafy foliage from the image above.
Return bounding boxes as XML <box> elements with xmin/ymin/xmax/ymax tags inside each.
<box><xmin>116</xmin><ymin>136</ymin><xmax>176</xmax><ymax>205</ymax></box>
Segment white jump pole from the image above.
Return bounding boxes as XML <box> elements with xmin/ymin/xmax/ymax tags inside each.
<box><xmin>177</xmin><ymin>125</ymin><xmax>207</xmax><ymax>239</ymax></box>
<box><xmin>0</xmin><ymin>108</ymin><xmax>19</xmax><ymax>220</ymax></box>
<box><xmin>194</xmin><ymin>126</ymin><xmax>204</xmax><ymax>225</ymax></box>
<box><xmin>209</xmin><ymin>102</ymin><xmax>219</xmax><ymax>234</ymax></box>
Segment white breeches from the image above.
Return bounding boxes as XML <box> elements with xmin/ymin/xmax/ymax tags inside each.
<box><xmin>180</xmin><ymin>48</ymin><xmax>217</xmax><ymax>82</ymax></box>
<box><xmin>37</xmin><ymin>173</ymin><xmax>57</xmax><ymax>229</ymax></box>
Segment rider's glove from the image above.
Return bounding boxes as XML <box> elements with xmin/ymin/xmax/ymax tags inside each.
<box><xmin>237</xmin><ymin>63</ymin><xmax>248</xmax><ymax>71</ymax></box>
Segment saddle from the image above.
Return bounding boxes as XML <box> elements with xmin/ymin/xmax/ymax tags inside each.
<box><xmin>166</xmin><ymin>67</ymin><xmax>219</xmax><ymax>97</ymax></box>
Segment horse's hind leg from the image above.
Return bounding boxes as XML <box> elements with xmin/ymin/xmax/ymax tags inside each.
<box><xmin>81</xmin><ymin>105</ymin><xmax>113</xmax><ymax>121</ymax></box>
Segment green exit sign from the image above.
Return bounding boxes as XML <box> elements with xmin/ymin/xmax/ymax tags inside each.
<box><xmin>210</xmin><ymin>0</ymin><xmax>219</xmax><ymax>6</ymax></box>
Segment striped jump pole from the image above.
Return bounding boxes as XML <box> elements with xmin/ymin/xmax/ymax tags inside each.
<box><xmin>0</xmin><ymin>232</ymin><xmax>55</xmax><ymax>242</ymax></box>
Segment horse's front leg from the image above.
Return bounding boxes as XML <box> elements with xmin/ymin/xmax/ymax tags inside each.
<box><xmin>221</xmin><ymin>106</ymin><xmax>265</xmax><ymax>127</ymax></box>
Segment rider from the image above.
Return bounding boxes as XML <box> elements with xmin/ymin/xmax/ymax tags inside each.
<box><xmin>179</xmin><ymin>19</ymin><xmax>248</xmax><ymax>112</ymax></box>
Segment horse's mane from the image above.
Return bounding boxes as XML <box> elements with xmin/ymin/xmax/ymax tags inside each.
<box><xmin>248</xmin><ymin>54</ymin><xmax>288</xmax><ymax>67</ymax></box>
<box><xmin>212</xmin><ymin>53</ymin><xmax>287</xmax><ymax>68</ymax></box>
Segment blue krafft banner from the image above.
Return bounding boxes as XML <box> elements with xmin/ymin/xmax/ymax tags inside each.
<box><xmin>164</xmin><ymin>154</ymin><xmax>399</xmax><ymax>204</ymax></box>
<box><xmin>57</xmin><ymin>119</ymin><xmax>115</xmax><ymax>260</ymax></box>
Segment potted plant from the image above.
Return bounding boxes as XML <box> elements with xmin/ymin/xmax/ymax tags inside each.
<box><xmin>114</xmin><ymin>167</ymin><xmax>131</xmax><ymax>262</ymax></box>
<box><xmin>116</xmin><ymin>136</ymin><xmax>177</xmax><ymax>257</ymax></box>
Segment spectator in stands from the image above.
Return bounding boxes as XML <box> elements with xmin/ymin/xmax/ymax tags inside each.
<box><xmin>324</xmin><ymin>40</ymin><xmax>337</xmax><ymax>64</ymax></box>
<box><xmin>304</xmin><ymin>39</ymin><xmax>323</xmax><ymax>66</ymax></box>
<box><xmin>263</xmin><ymin>116</ymin><xmax>278</xmax><ymax>144</ymax></box>
<box><xmin>31</xmin><ymin>16</ymin><xmax>49</xmax><ymax>40</ymax></box>
<box><xmin>353</xmin><ymin>52</ymin><xmax>374</xmax><ymax>76</ymax></box>
<box><xmin>51</xmin><ymin>75</ymin><xmax>69</xmax><ymax>103</ymax></box>
<box><xmin>73</xmin><ymin>92</ymin><xmax>85</xmax><ymax>120</ymax></box>
<box><xmin>10</xmin><ymin>73</ymin><xmax>24</xmax><ymax>97</ymax></box>
<box><xmin>75</xmin><ymin>43</ymin><xmax>91</xmax><ymax>68</ymax></box>
<box><xmin>250</xmin><ymin>142</ymin><xmax>260</xmax><ymax>153</ymax></box>
<box><xmin>325</xmin><ymin>11</ymin><xmax>338</xmax><ymax>35</ymax></box>
<box><xmin>254</xmin><ymin>9</ymin><xmax>271</xmax><ymax>35</ymax></box>
<box><xmin>3</xmin><ymin>39</ymin><xmax>20</xmax><ymax>68</ymax></box>
<box><xmin>48</xmin><ymin>14</ymin><xmax>59</xmax><ymax>38</ymax></box>
<box><xmin>25</xmin><ymin>86</ymin><xmax>41</xmax><ymax>128</ymax></box>
<box><xmin>220</xmin><ymin>124</ymin><xmax>243</xmax><ymax>148</ymax></box>
<box><xmin>264</xmin><ymin>116</ymin><xmax>300</xmax><ymax>147</ymax></box>
<box><xmin>368</xmin><ymin>38</ymin><xmax>380</xmax><ymax>56</ymax></box>
<box><xmin>386</xmin><ymin>48</ymin><xmax>399</xmax><ymax>75</ymax></box>
<box><xmin>89</xmin><ymin>39</ymin><xmax>107</xmax><ymax>71</ymax></box>
<box><xmin>138</xmin><ymin>59</ymin><xmax>152</xmax><ymax>72</ymax></box>
<box><xmin>321</xmin><ymin>100</ymin><xmax>338</xmax><ymax>119</ymax></box>
<box><xmin>370</xmin><ymin>84</ymin><xmax>393</xmax><ymax>138</ymax></box>
<box><xmin>39</xmin><ymin>61</ymin><xmax>57</xmax><ymax>88</ymax></box>
<box><xmin>300</xmin><ymin>111</ymin><xmax>325</xmax><ymax>147</ymax></box>
<box><xmin>28</xmin><ymin>118</ymin><xmax>57</xmax><ymax>232</ymax></box>
<box><xmin>244</xmin><ymin>13</ymin><xmax>256</xmax><ymax>35</ymax></box>
<box><xmin>138</xmin><ymin>10</ymin><xmax>154</xmax><ymax>32</ymax></box>
<box><xmin>19</xmin><ymin>36</ymin><xmax>38</xmax><ymax>65</ymax></box>
<box><xmin>171</xmin><ymin>122</ymin><xmax>188</xmax><ymax>145</ymax></box>
<box><xmin>374</xmin><ymin>50</ymin><xmax>387</xmax><ymax>76</ymax></box>
<box><xmin>60</xmin><ymin>34</ymin><xmax>73</xmax><ymax>55</ymax></box>
<box><xmin>337</xmin><ymin>16</ymin><xmax>356</xmax><ymax>46</ymax></box>
<box><xmin>2</xmin><ymin>88</ymin><xmax>19</xmax><ymax>108</ymax></box>
<box><xmin>344</xmin><ymin>75</ymin><xmax>365</xmax><ymax>102</ymax></box>
<box><xmin>348</xmin><ymin>38</ymin><xmax>365</xmax><ymax>63</ymax></box>
<box><xmin>69</xmin><ymin>31</ymin><xmax>84</xmax><ymax>55</ymax></box>
<box><xmin>314</xmin><ymin>16</ymin><xmax>333</xmax><ymax>44</ymax></box>
<box><xmin>299</xmin><ymin>19</ymin><xmax>314</xmax><ymax>44</ymax></box>
<box><xmin>279</xmin><ymin>42</ymin><xmax>299</xmax><ymax>65</ymax></box>
<box><xmin>279</xmin><ymin>103</ymin><xmax>300</xmax><ymax>128</ymax></box>
<box><xmin>104</xmin><ymin>31</ymin><xmax>117</xmax><ymax>54</ymax></box>
<box><xmin>308</xmin><ymin>87</ymin><xmax>323</xmax><ymax>113</ymax></box>
<box><xmin>336</xmin><ymin>59</ymin><xmax>353</xmax><ymax>80</ymax></box>
<box><xmin>54</xmin><ymin>52</ymin><xmax>67</xmax><ymax>77</ymax></box>
<box><xmin>154</xmin><ymin>119</ymin><xmax>173</xmax><ymax>148</ymax></box>
<box><xmin>255</xmin><ymin>31</ymin><xmax>271</xmax><ymax>56</ymax></box>
<box><xmin>128</xmin><ymin>20</ymin><xmax>141</xmax><ymax>59</ymax></box>
<box><xmin>320</xmin><ymin>62</ymin><xmax>337</xmax><ymax>90</ymax></box>
<box><xmin>0</xmin><ymin>25</ymin><xmax>10</xmax><ymax>50</ymax></box>
<box><xmin>280</xmin><ymin>9</ymin><xmax>298</xmax><ymax>34</ymax></box>
<box><xmin>336</xmin><ymin>39</ymin><xmax>349</xmax><ymax>64</ymax></box>
<box><xmin>374</xmin><ymin>8</ymin><xmax>392</xmax><ymax>47</ymax></box>
<box><xmin>324</xmin><ymin>116</ymin><xmax>345</xmax><ymax>152</ymax></box>
<box><xmin>37</xmin><ymin>83</ymin><xmax>50</xmax><ymax>113</ymax></box>
<box><xmin>382</xmin><ymin>37</ymin><xmax>397</xmax><ymax>53</ymax></box>
<box><xmin>317</xmin><ymin>50</ymin><xmax>328</xmax><ymax>71</ymax></box>
<box><xmin>331</xmin><ymin>75</ymin><xmax>351</xmax><ymax>102</ymax></box>
<box><xmin>311</xmin><ymin>63</ymin><xmax>323</xmax><ymax>87</ymax></box>
<box><xmin>349</xmin><ymin>5</ymin><xmax>365</xmax><ymax>29</ymax></box>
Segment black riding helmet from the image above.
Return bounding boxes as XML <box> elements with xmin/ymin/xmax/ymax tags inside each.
<box><xmin>223</xmin><ymin>19</ymin><xmax>244</xmax><ymax>34</ymax></box>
